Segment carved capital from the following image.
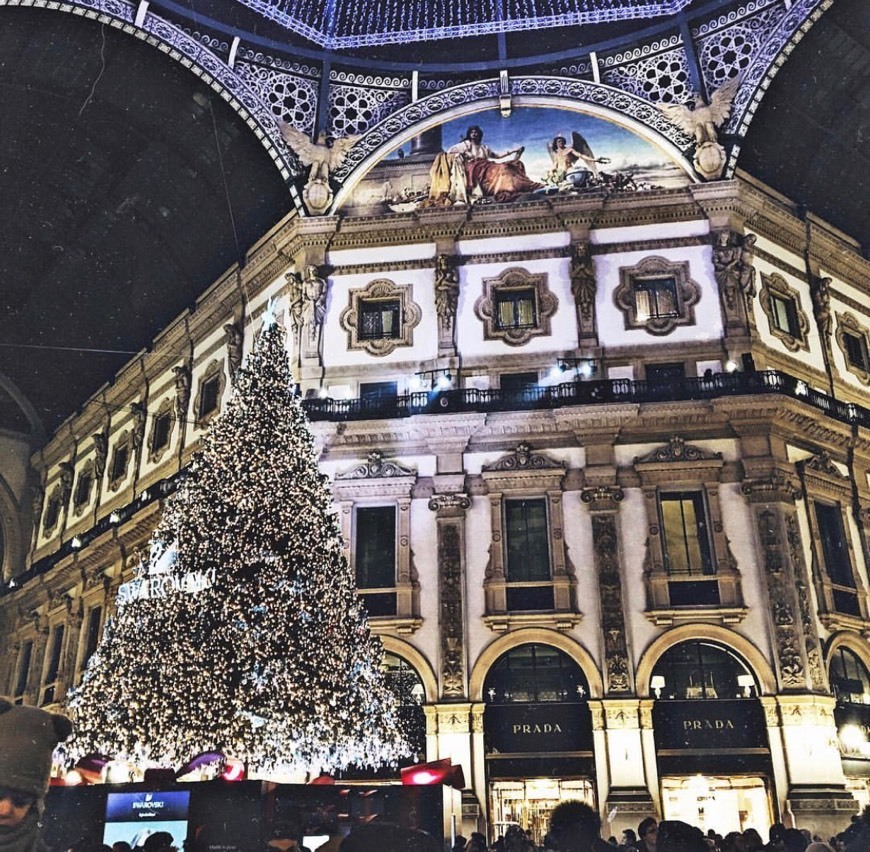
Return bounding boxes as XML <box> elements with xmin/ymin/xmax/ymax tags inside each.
<box><xmin>581</xmin><ymin>486</ymin><xmax>624</xmax><ymax>512</ymax></box>
<box><xmin>428</xmin><ymin>493</ymin><xmax>471</xmax><ymax>512</ymax></box>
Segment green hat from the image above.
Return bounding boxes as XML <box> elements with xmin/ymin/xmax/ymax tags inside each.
<box><xmin>0</xmin><ymin>696</ymin><xmax>73</xmax><ymax>797</ymax></box>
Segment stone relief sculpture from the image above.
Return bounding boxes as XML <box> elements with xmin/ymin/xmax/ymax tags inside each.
<box><xmin>172</xmin><ymin>363</ymin><xmax>192</xmax><ymax>421</ymax></box>
<box><xmin>713</xmin><ymin>231</ymin><xmax>740</xmax><ymax>311</ymax></box>
<box><xmin>285</xmin><ymin>271</ymin><xmax>305</xmax><ymax>337</ymax></box>
<box><xmin>278</xmin><ymin>123</ymin><xmax>360</xmax><ymax>214</ymax></box>
<box><xmin>811</xmin><ymin>276</ymin><xmax>833</xmax><ymax>341</ymax></box>
<box><xmin>737</xmin><ymin>233</ymin><xmax>757</xmax><ymax>301</ymax></box>
<box><xmin>434</xmin><ymin>254</ymin><xmax>459</xmax><ymax>324</ymax></box>
<box><xmin>58</xmin><ymin>462</ymin><xmax>74</xmax><ymax>507</ymax></box>
<box><xmin>224</xmin><ymin>322</ymin><xmax>244</xmax><ymax>381</ymax></box>
<box><xmin>301</xmin><ymin>266</ymin><xmax>327</xmax><ymax>334</ymax></box>
<box><xmin>93</xmin><ymin>432</ymin><xmax>108</xmax><ymax>478</ymax></box>
<box><xmin>570</xmin><ymin>242</ymin><xmax>596</xmax><ymax>322</ymax></box>
<box><xmin>130</xmin><ymin>401</ymin><xmax>147</xmax><ymax>451</ymax></box>
<box><xmin>656</xmin><ymin>77</ymin><xmax>740</xmax><ymax>179</ymax></box>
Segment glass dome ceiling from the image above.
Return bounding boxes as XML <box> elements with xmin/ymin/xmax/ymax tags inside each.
<box><xmin>234</xmin><ymin>0</ymin><xmax>694</xmax><ymax>48</ymax></box>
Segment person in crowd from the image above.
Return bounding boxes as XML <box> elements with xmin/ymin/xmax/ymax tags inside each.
<box><xmin>806</xmin><ymin>842</ymin><xmax>835</xmax><ymax>852</ymax></box>
<box><xmin>0</xmin><ymin>696</ymin><xmax>73</xmax><ymax>852</ymax></box>
<box><xmin>765</xmin><ymin>823</ymin><xmax>786</xmax><ymax>851</ymax></box>
<box><xmin>339</xmin><ymin>823</ymin><xmax>439</xmax><ymax>852</ymax></box>
<box><xmin>452</xmin><ymin>836</ymin><xmax>467</xmax><ymax>852</ymax></box>
<box><xmin>112</xmin><ymin>842</ymin><xmax>132</xmax><ymax>852</ymax></box>
<box><xmin>142</xmin><ymin>835</ymin><xmax>175</xmax><ymax>852</ymax></box>
<box><xmin>465</xmin><ymin>832</ymin><xmax>487</xmax><ymax>852</ymax></box>
<box><xmin>742</xmin><ymin>829</ymin><xmax>764</xmax><ymax>852</ymax></box>
<box><xmin>637</xmin><ymin>819</ymin><xmax>658</xmax><ymax>852</ymax></box>
<box><xmin>780</xmin><ymin>829</ymin><xmax>807</xmax><ymax>852</ymax></box>
<box><xmin>547</xmin><ymin>801</ymin><xmax>610</xmax><ymax>852</ymax></box>
<box><xmin>618</xmin><ymin>829</ymin><xmax>637</xmax><ymax>852</ymax></box>
<box><xmin>655</xmin><ymin>822</ymin><xmax>707</xmax><ymax>852</ymax></box>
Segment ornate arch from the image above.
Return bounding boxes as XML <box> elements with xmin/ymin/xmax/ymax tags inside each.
<box><xmin>380</xmin><ymin>635</ymin><xmax>439</xmax><ymax>704</ymax></box>
<box><xmin>825</xmin><ymin>631</ymin><xmax>870</xmax><ymax>673</ymax></box>
<box><xmin>469</xmin><ymin>628</ymin><xmax>604</xmax><ymax>701</ymax></box>
<box><xmin>331</xmin><ymin>81</ymin><xmax>698</xmax><ymax>211</ymax></box>
<box><xmin>636</xmin><ymin>623</ymin><xmax>777</xmax><ymax>697</ymax></box>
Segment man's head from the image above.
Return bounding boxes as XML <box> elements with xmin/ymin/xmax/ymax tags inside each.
<box><xmin>638</xmin><ymin>818</ymin><xmax>658</xmax><ymax>849</ymax></box>
<box><xmin>656</xmin><ymin>822</ymin><xmax>707</xmax><ymax>852</ymax></box>
<box><xmin>549</xmin><ymin>801</ymin><xmax>601</xmax><ymax>851</ymax></box>
<box><xmin>466</xmin><ymin>126</ymin><xmax>483</xmax><ymax>143</ymax></box>
<box><xmin>143</xmin><ymin>833</ymin><xmax>175</xmax><ymax>852</ymax></box>
<box><xmin>0</xmin><ymin>697</ymin><xmax>72</xmax><ymax>830</ymax></box>
<box><xmin>622</xmin><ymin>829</ymin><xmax>637</xmax><ymax>846</ymax></box>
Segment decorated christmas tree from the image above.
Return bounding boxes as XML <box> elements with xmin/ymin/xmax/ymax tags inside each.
<box><xmin>66</xmin><ymin>306</ymin><xmax>409</xmax><ymax>777</ymax></box>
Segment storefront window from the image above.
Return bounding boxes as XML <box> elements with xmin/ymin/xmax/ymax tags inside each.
<box><xmin>650</xmin><ymin>641</ymin><xmax>757</xmax><ymax>700</ymax></box>
<box><xmin>831</xmin><ymin>647</ymin><xmax>870</xmax><ymax>705</ymax></box>
<box><xmin>485</xmin><ymin>644</ymin><xmax>588</xmax><ymax>704</ymax></box>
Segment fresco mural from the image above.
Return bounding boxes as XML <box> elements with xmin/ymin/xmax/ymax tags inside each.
<box><xmin>339</xmin><ymin>106</ymin><xmax>691</xmax><ymax>215</ymax></box>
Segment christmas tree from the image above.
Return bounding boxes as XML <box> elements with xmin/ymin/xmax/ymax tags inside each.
<box><xmin>66</xmin><ymin>306</ymin><xmax>409</xmax><ymax>777</ymax></box>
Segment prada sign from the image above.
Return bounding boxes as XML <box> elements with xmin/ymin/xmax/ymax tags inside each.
<box><xmin>653</xmin><ymin>699</ymin><xmax>768</xmax><ymax>753</ymax></box>
<box><xmin>485</xmin><ymin>703</ymin><xmax>593</xmax><ymax>754</ymax></box>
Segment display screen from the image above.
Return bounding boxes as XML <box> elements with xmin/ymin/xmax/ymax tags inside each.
<box><xmin>103</xmin><ymin>790</ymin><xmax>191</xmax><ymax>848</ymax></box>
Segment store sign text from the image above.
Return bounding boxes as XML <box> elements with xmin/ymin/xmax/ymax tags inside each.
<box><xmin>683</xmin><ymin>718</ymin><xmax>735</xmax><ymax>731</ymax></box>
<box><xmin>512</xmin><ymin>723</ymin><xmax>563</xmax><ymax>735</ymax></box>
<box><xmin>117</xmin><ymin>568</ymin><xmax>216</xmax><ymax>606</ymax></box>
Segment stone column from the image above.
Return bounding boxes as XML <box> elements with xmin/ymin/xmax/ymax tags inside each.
<box><xmin>429</xmin><ymin>491</ymin><xmax>471</xmax><ymax>699</ymax></box>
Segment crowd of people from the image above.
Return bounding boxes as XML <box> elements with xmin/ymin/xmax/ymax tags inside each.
<box><xmin>4</xmin><ymin>698</ymin><xmax>870</xmax><ymax>852</ymax></box>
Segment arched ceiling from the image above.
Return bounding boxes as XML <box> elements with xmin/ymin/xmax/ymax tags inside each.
<box><xmin>0</xmin><ymin>0</ymin><xmax>866</xmax><ymax>439</ymax></box>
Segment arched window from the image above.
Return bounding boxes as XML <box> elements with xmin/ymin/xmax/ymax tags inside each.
<box><xmin>381</xmin><ymin>652</ymin><xmax>426</xmax><ymax>759</ymax></box>
<box><xmin>650</xmin><ymin>641</ymin><xmax>758</xmax><ymax>700</ymax></box>
<box><xmin>830</xmin><ymin>646</ymin><xmax>870</xmax><ymax>705</ymax></box>
<box><xmin>484</xmin><ymin>643</ymin><xmax>589</xmax><ymax>704</ymax></box>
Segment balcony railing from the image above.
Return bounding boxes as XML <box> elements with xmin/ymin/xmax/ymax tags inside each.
<box><xmin>303</xmin><ymin>370</ymin><xmax>870</xmax><ymax>429</ymax></box>
<box><xmin>4</xmin><ymin>369</ymin><xmax>868</xmax><ymax>597</ymax></box>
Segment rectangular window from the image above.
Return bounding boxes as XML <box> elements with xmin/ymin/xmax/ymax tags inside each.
<box><xmin>73</xmin><ymin>471</ymin><xmax>92</xmax><ymax>508</ymax></box>
<box><xmin>505</xmin><ymin>499</ymin><xmax>551</xmax><ymax>582</ymax></box>
<box><xmin>360</xmin><ymin>381</ymin><xmax>398</xmax><ymax>401</ymax></box>
<box><xmin>660</xmin><ymin>492</ymin><xmax>713</xmax><ymax>576</ymax></box>
<box><xmin>844</xmin><ymin>332</ymin><xmax>870</xmax><ymax>371</ymax></box>
<box><xmin>646</xmin><ymin>363</ymin><xmax>685</xmax><ymax>385</ymax></box>
<box><xmin>771</xmin><ymin>294</ymin><xmax>801</xmax><ymax>337</ymax></box>
<box><xmin>500</xmin><ymin>372</ymin><xmax>539</xmax><ymax>394</ymax></box>
<box><xmin>199</xmin><ymin>376</ymin><xmax>220</xmax><ymax>418</ymax></box>
<box><xmin>44</xmin><ymin>497</ymin><xmax>60</xmax><ymax>532</ymax></box>
<box><xmin>110</xmin><ymin>446</ymin><xmax>128</xmax><ymax>483</ymax></box>
<box><xmin>15</xmin><ymin>641</ymin><xmax>32</xmax><ymax>697</ymax></box>
<box><xmin>355</xmin><ymin>506</ymin><xmax>397</xmax><ymax>617</ymax></box>
<box><xmin>151</xmin><ymin>411</ymin><xmax>171</xmax><ymax>452</ymax></box>
<box><xmin>635</xmin><ymin>277</ymin><xmax>679</xmax><ymax>320</ymax></box>
<box><xmin>815</xmin><ymin>502</ymin><xmax>859</xmax><ymax>616</ymax></box>
<box><xmin>45</xmin><ymin>625</ymin><xmax>64</xmax><ymax>684</ymax></box>
<box><xmin>84</xmin><ymin>606</ymin><xmax>102</xmax><ymax>665</ymax></box>
<box><xmin>495</xmin><ymin>289</ymin><xmax>537</xmax><ymax>330</ymax></box>
<box><xmin>359</xmin><ymin>300</ymin><xmax>401</xmax><ymax>340</ymax></box>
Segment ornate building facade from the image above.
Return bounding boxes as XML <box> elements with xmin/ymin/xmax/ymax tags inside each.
<box><xmin>0</xmin><ymin>0</ymin><xmax>868</xmax><ymax>844</ymax></box>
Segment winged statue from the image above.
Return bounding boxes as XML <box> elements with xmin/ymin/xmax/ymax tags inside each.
<box><xmin>656</xmin><ymin>77</ymin><xmax>740</xmax><ymax>179</ymax></box>
<box><xmin>278</xmin><ymin>121</ymin><xmax>361</xmax><ymax>213</ymax></box>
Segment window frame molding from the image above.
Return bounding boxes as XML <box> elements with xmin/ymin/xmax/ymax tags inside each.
<box><xmin>333</xmin><ymin>451</ymin><xmax>420</xmax><ymax>634</ymax></box>
<box><xmin>340</xmin><ymin>279</ymin><xmax>422</xmax><ymax>357</ymax></box>
<box><xmin>148</xmin><ymin>396</ymin><xmax>176</xmax><ymax>464</ymax></box>
<box><xmin>107</xmin><ymin>434</ymin><xmax>131</xmax><ymax>492</ymax></box>
<box><xmin>835</xmin><ymin>312</ymin><xmax>870</xmax><ymax>385</ymax></box>
<box><xmin>800</xmin><ymin>453</ymin><xmax>868</xmax><ymax>630</ymax></box>
<box><xmin>193</xmin><ymin>359</ymin><xmax>226</xmax><ymax>429</ymax></box>
<box><xmin>634</xmin><ymin>437</ymin><xmax>745</xmax><ymax>626</ymax></box>
<box><xmin>614</xmin><ymin>255</ymin><xmax>700</xmax><ymax>336</ymax></box>
<box><xmin>474</xmin><ymin>267</ymin><xmax>557</xmax><ymax>347</ymax></box>
<box><xmin>758</xmin><ymin>271</ymin><xmax>810</xmax><ymax>352</ymax></box>
<box><xmin>42</xmin><ymin>488</ymin><xmax>62</xmax><ymax>537</ymax></box>
<box><xmin>480</xmin><ymin>443</ymin><xmax>579</xmax><ymax>632</ymax></box>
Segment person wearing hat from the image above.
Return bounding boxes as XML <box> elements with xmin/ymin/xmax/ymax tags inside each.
<box><xmin>0</xmin><ymin>696</ymin><xmax>73</xmax><ymax>852</ymax></box>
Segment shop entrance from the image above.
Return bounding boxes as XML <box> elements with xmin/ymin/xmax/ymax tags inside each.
<box><xmin>489</xmin><ymin>779</ymin><xmax>595</xmax><ymax>846</ymax></box>
<box><xmin>661</xmin><ymin>775</ymin><xmax>772</xmax><ymax>836</ymax></box>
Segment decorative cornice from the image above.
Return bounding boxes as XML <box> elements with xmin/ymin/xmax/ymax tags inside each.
<box><xmin>482</xmin><ymin>442</ymin><xmax>565</xmax><ymax>473</ymax></box>
<box><xmin>334</xmin><ymin>450</ymin><xmax>416</xmax><ymax>480</ymax></box>
<box><xmin>635</xmin><ymin>436</ymin><xmax>723</xmax><ymax>465</ymax></box>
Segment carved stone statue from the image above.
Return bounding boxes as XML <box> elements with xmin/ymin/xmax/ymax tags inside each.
<box><xmin>93</xmin><ymin>431</ymin><xmax>108</xmax><ymax>478</ymax></box>
<box><xmin>224</xmin><ymin>322</ymin><xmax>244</xmax><ymax>381</ymax></box>
<box><xmin>434</xmin><ymin>254</ymin><xmax>459</xmax><ymax>324</ymax></box>
<box><xmin>130</xmin><ymin>401</ymin><xmax>147</xmax><ymax>451</ymax></box>
<box><xmin>570</xmin><ymin>242</ymin><xmax>596</xmax><ymax>321</ymax></box>
<box><xmin>172</xmin><ymin>363</ymin><xmax>192</xmax><ymax>421</ymax></box>
<box><xmin>278</xmin><ymin>123</ymin><xmax>360</xmax><ymax>215</ymax></box>
<box><xmin>656</xmin><ymin>78</ymin><xmax>740</xmax><ymax>180</ymax></box>
<box><xmin>737</xmin><ymin>233</ymin><xmax>757</xmax><ymax>301</ymax></box>
<box><xmin>285</xmin><ymin>271</ymin><xmax>304</xmax><ymax>333</ymax></box>
<box><xmin>58</xmin><ymin>461</ymin><xmax>74</xmax><ymax>505</ymax></box>
<box><xmin>811</xmin><ymin>275</ymin><xmax>832</xmax><ymax>340</ymax></box>
<box><xmin>301</xmin><ymin>265</ymin><xmax>327</xmax><ymax>332</ymax></box>
<box><xmin>712</xmin><ymin>230</ymin><xmax>740</xmax><ymax>310</ymax></box>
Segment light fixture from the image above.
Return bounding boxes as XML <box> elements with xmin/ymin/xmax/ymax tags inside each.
<box><xmin>650</xmin><ymin>675</ymin><xmax>665</xmax><ymax>698</ymax></box>
<box><xmin>410</xmin><ymin>683</ymin><xmax>425</xmax><ymax>704</ymax></box>
<box><xmin>318</xmin><ymin>387</ymin><xmax>328</xmax><ymax>399</ymax></box>
<box><xmin>109</xmin><ymin>511</ymin><xmax>121</xmax><ymax>524</ymax></box>
<box><xmin>725</xmin><ymin>360</ymin><xmax>739</xmax><ymax>373</ymax></box>
<box><xmin>435</xmin><ymin>372</ymin><xmax>453</xmax><ymax>390</ymax></box>
<box><xmin>737</xmin><ymin>674</ymin><xmax>755</xmax><ymax>697</ymax></box>
<box><xmin>71</xmin><ymin>536</ymin><xmax>83</xmax><ymax>549</ymax></box>
<box><xmin>556</xmin><ymin>358</ymin><xmax>597</xmax><ymax>378</ymax></box>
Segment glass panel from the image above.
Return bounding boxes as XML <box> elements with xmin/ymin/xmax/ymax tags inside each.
<box><xmin>199</xmin><ymin>377</ymin><xmax>220</xmax><ymax>416</ymax></box>
<box><xmin>15</xmin><ymin>641</ymin><xmax>32</xmax><ymax>696</ymax></box>
<box><xmin>636</xmin><ymin>277</ymin><xmax>678</xmax><ymax>318</ymax></box>
<box><xmin>845</xmin><ymin>333</ymin><xmax>870</xmax><ymax>370</ymax></box>
<box><xmin>355</xmin><ymin>505</ymin><xmax>396</xmax><ymax>589</ymax></box>
<box><xmin>153</xmin><ymin>413</ymin><xmax>171</xmax><ymax>451</ymax></box>
<box><xmin>815</xmin><ymin>502</ymin><xmax>853</xmax><ymax>589</ymax></box>
<box><xmin>45</xmin><ymin>625</ymin><xmax>64</xmax><ymax>684</ymax></box>
<box><xmin>359</xmin><ymin>300</ymin><xmax>400</xmax><ymax>340</ymax></box>
<box><xmin>505</xmin><ymin>499</ymin><xmax>550</xmax><ymax>582</ymax></box>
<box><xmin>831</xmin><ymin>647</ymin><xmax>870</xmax><ymax>703</ymax></box>
<box><xmin>661</xmin><ymin>493</ymin><xmax>712</xmax><ymax>576</ymax></box>
<box><xmin>85</xmin><ymin>607</ymin><xmax>102</xmax><ymax>663</ymax></box>
<box><xmin>650</xmin><ymin>641</ymin><xmax>757</xmax><ymax>700</ymax></box>
<box><xmin>484</xmin><ymin>644</ymin><xmax>589</xmax><ymax>705</ymax></box>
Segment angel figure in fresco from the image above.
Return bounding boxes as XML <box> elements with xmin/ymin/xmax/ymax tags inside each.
<box><xmin>278</xmin><ymin>122</ymin><xmax>360</xmax><ymax>214</ymax></box>
<box><xmin>656</xmin><ymin>77</ymin><xmax>740</xmax><ymax>179</ymax></box>
<box><xmin>545</xmin><ymin>131</ymin><xmax>609</xmax><ymax>187</ymax></box>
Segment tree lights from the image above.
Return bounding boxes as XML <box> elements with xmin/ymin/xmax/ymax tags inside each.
<box><xmin>66</xmin><ymin>311</ymin><xmax>409</xmax><ymax>778</ymax></box>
